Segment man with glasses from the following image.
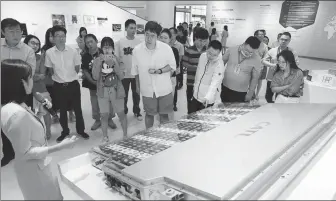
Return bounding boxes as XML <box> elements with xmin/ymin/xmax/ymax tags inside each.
<box><xmin>45</xmin><ymin>25</ymin><xmax>89</xmax><ymax>142</ymax></box>
<box><xmin>182</xmin><ymin>27</ymin><xmax>209</xmax><ymax>114</ymax></box>
<box><xmin>131</xmin><ymin>21</ymin><xmax>176</xmax><ymax>129</ymax></box>
<box><xmin>262</xmin><ymin>32</ymin><xmax>299</xmax><ymax>103</ymax></box>
<box><xmin>221</xmin><ymin>36</ymin><xmax>261</xmax><ymax>103</ymax></box>
<box><xmin>1</xmin><ymin>18</ymin><xmax>36</xmax><ymax>109</ymax></box>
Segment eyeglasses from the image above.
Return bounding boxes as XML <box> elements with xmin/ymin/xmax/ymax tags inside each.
<box><xmin>145</xmin><ymin>33</ymin><xmax>157</xmax><ymax>39</ymax></box>
<box><xmin>55</xmin><ymin>35</ymin><xmax>66</xmax><ymax>39</ymax></box>
<box><xmin>29</xmin><ymin>41</ymin><xmax>40</xmax><ymax>47</ymax></box>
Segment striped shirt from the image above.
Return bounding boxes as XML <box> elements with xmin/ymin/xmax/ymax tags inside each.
<box><xmin>182</xmin><ymin>45</ymin><xmax>207</xmax><ymax>86</ymax></box>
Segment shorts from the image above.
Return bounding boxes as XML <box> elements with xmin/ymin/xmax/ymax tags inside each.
<box><xmin>143</xmin><ymin>93</ymin><xmax>173</xmax><ymax>116</ymax></box>
<box><xmin>33</xmin><ymin>92</ymin><xmax>52</xmax><ymax>116</ymax></box>
<box><xmin>97</xmin><ymin>87</ymin><xmax>124</xmax><ymax>115</ymax></box>
<box><xmin>259</xmin><ymin>66</ymin><xmax>267</xmax><ymax>80</ymax></box>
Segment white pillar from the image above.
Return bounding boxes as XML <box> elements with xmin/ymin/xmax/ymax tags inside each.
<box><xmin>147</xmin><ymin>1</ymin><xmax>175</xmax><ymax>28</ymax></box>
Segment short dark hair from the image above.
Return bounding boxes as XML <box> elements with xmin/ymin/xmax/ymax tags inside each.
<box><xmin>79</xmin><ymin>27</ymin><xmax>87</xmax><ymax>37</ymax></box>
<box><xmin>208</xmin><ymin>40</ymin><xmax>222</xmax><ymax>51</ymax></box>
<box><xmin>197</xmin><ymin>23</ymin><xmax>201</xmax><ymax>27</ymax></box>
<box><xmin>282</xmin><ymin>32</ymin><xmax>291</xmax><ymax>38</ymax></box>
<box><xmin>51</xmin><ymin>25</ymin><xmax>67</xmax><ymax>36</ymax></box>
<box><xmin>264</xmin><ymin>35</ymin><xmax>269</xmax><ymax>42</ymax></box>
<box><xmin>210</xmin><ymin>22</ymin><xmax>214</xmax><ymax>26</ymax></box>
<box><xmin>160</xmin><ymin>28</ymin><xmax>172</xmax><ymax>38</ymax></box>
<box><xmin>277</xmin><ymin>33</ymin><xmax>283</xmax><ymax>39</ymax></box>
<box><xmin>23</xmin><ymin>35</ymin><xmax>41</xmax><ymax>53</ymax></box>
<box><xmin>84</xmin><ymin>33</ymin><xmax>98</xmax><ymax>42</ymax></box>
<box><xmin>245</xmin><ymin>36</ymin><xmax>261</xmax><ymax>49</ymax></box>
<box><xmin>1</xmin><ymin>18</ymin><xmax>21</xmax><ymax>32</ymax></box>
<box><xmin>194</xmin><ymin>27</ymin><xmax>209</xmax><ymax>40</ymax></box>
<box><xmin>145</xmin><ymin>21</ymin><xmax>162</xmax><ymax>36</ymax></box>
<box><xmin>182</xmin><ymin>22</ymin><xmax>188</xmax><ymax>26</ymax></box>
<box><xmin>125</xmin><ymin>19</ymin><xmax>136</xmax><ymax>28</ymax></box>
<box><xmin>1</xmin><ymin>59</ymin><xmax>33</xmax><ymax>105</ymax></box>
<box><xmin>254</xmin><ymin>30</ymin><xmax>264</xmax><ymax>37</ymax></box>
<box><xmin>101</xmin><ymin>37</ymin><xmax>114</xmax><ymax>49</ymax></box>
<box><xmin>169</xmin><ymin>27</ymin><xmax>177</xmax><ymax>34</ymax></box>
<box><xmin>177</xmin><ymin>25</ymin><xmax>183</xmax><ymax>32</ymax></box>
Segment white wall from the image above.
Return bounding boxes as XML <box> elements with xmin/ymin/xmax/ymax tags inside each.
<box><xmin>109</xmin><ymin>1</ymin><xmax>148</xmax><ymax>19</ymax></box>
<box><xmin>206</xmin><ymin>1</ymin><xmax>336</xmax><ymax>60</ymax></box>
<box><xmin>1</xmin><ymin>1</ymin><xmax>147</xmax><ymax>49</ymax></box>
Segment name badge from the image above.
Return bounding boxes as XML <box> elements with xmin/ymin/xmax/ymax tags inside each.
<box><xmin>234</xmin><ymin>64</ymin><xmax>241</xmax><ymax>75</ymax></box>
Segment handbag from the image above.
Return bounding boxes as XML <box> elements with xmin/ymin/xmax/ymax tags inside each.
<box><xmin>102</xmin><ymin>72</ymin><xmax>118</xmax><ymax>88</ymax></box>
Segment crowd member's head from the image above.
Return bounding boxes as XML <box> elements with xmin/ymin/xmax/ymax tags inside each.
<box><xmin>276</xmin><ymin>49</ymin><xmax>299</xmax><ymax>72</ymax></box>
<box><xmin>23</xmin><ymin>35</ymin><xmax>41</xmax><ymax>54</ymax></box>
<box><xmin>177</xmin><ymin>25</ymin><xmax>184</xmax><ymax>37</ymax></box>
<box><xmin>263</xmin><ymin>35</ymin><xmax>269</xmax><ymax>45</ymax></box>
<box><xmin>206</xmin><ymin>40</ymin><xmax>222</xmax><ymax>61</ymax></box>
<box><xmin>79</xmin><ymin>27</ymin><xmax>87</xmax><ymax>38</ymax></box>
<box><xmin>1</xmin><ymin>59</ymin><xmax>33</xmax><ymax>105</ymax></box>
<box><xmin>189</xmin><ymin>23</ymin><xmax>192</xmax><ymax>29</ymax></box>
<box><xmin>1</xmin><ymin>18</ymin><xmax>22</xmax><ymax>46</ymax></box>
<box><xmin>194</xmin><ymin>27</ymin><xmax>209</xmax><ymax>49</ymax></box>
<box><xmin>169</xmin><ymin>27</ymin><xmax>178</xmax><ymax>41</ymax></box>
<box><xmin>277</xmin><ymin>33</ymin><xmax>283</xmax><ymax>41</ymax></box>
<box><xmin>159</xmin><ymin>28</ymin><xmax>172</xmax><ymax>45</ymax></box>
<box><xmin>144</xmin><ymin>21</ymin><xmax>162</xmax><ymax>47</ymax></box>
<box><xmin>52</xmin><ymin>25</ymin><xmax>67</xmax><ymax>46</ymax></box>
<box><xmin>101</xmin><ymin>37</ymin><xmax>115</xmax><ymax>55</ymax></box>
<box><xmin>241</xmin><ymin>36</ymin><xmax>261</xmax><ymax>58</ymax></box>
<box><xmin>279</xmin><ymin>32</ymin><xmax>291</xmax><ymax>48</ymax></box>
<box><xmin>42</xmin><ymin>28</ymin><xmax>54</xmax><ymax>52</ymax></box>
<box><xmin>224</xmin><ymin>25</ymin><xmax>228</xmax><ymax>31</ymax></box>
<box><xmin>210</xmin><ymin>22</ymin><xmax>214</xmax><ymax>26</ymax></box>
<box><xmin>211</xmin><ymin>28</ymin><xmax>216</xmax><ymax>35</ymax></box>
<box><xmin>254</xmin><ymin>29</ymin><xmax>265</xmax><ymax>42</ymax></box>
<box><xmin>182</xmin><ymin>22</ymin><xmax>188</xmax><ymax>30</ymax></box>
<box><xmin>125</xmin><ymin>19</ymin><xmax>136</xmax><ymax>37</ymax></box>
<box><xmin>196</xmin><ymin>23</ymin><xmax>201</xmax><ymax>27</ymax></box>
<box><xmin>178</xmin><ymin>22</ymin><xmax>182</xmax><ymax>26</ymax></box>
<box><xmin>84</xmin><ymin>34</ymin><xmax>98</xmax><ymax>53</ymax></box>
<box><xmin>260</xmin><ymin>29</ymin><xmax>266</xmax><ymax>36</ymax></box>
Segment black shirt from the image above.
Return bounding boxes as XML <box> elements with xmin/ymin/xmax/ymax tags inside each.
<box><xmin>171</xmin><ymin>47</ymin><xmax>179</xmax><ymax>77</ymax></box>
<box><xmin>81</xmin><ymin>48</ymin><xmax>103</xmax><ymax>90</ymax></box>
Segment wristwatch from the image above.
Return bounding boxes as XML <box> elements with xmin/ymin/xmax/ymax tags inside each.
<box><xmin>159</xmin><ymin>69</ymin><xmax>163</xmax><ymax>74</ymax></box>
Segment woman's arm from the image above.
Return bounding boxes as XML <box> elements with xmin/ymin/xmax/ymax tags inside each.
<box><xmin>271</xmin><ymin>85</ymin><xmax>291</xmax><ymax>93</ymax></box>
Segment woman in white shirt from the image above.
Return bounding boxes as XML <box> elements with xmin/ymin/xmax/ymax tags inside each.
<box><xmin>1</xmin><ymin>59</ymin><xmax>78</xmax><ymax>200</ymax></box>
<box><xmin>221</xmin><ymin>25</ymin><xmax>229</xmax><ymax>54</ymax></box>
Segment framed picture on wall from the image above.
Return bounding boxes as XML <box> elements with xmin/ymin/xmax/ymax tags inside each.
<box><xmin>136</xmin><ymin>24</ymin><xmax>144</xmax><ymax>34</ymax></box>
<box><xmin>52</xmin><ymin>14</ymin><xmax>66</xmax><ymax>27</ymax></box>
<box><xmin>83</xmin><ymin>15</ymin><xmax>95</xmax><ymax>25</ymax></box>
<box><xmin>112</xmin><ymin>24</ymin><xmax>121</xmax><ymax>32</ymax></box>
<box><xmin>67</xmin><ymin>15</ymin><xmax>82</xmax><ymax>25</ymax></box>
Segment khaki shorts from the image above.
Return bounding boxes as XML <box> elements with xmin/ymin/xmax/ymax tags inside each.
<box><xmin>143</xmin><ymin>93</ymin><xmax>173</xmax><ymax>116</ymax></box>
<box><xmin>97</xmin><ymin>87</ymin><xmax>124</xmax><ymax>115</ymax></box>
<box><xmin>33</xmin><ymin>92</ymin><xmax>52</xmax><ymax>116</ymax></box>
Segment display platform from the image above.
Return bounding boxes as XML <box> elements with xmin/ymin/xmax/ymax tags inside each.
<box><xmin>58</xmin><ymin>103</ymin><xmax>336</xmax><ymax>200</ymax></box>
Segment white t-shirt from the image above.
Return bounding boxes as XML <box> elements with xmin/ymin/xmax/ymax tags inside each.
<box><xmin>115</xmin><ymin>37</ymin><xmax>141</xmax><ymax>78</ymax></box>
<box><xmin>131</xmin><ymin>41</ymin><xmax>177</xmax><ymax>98</ymax></box>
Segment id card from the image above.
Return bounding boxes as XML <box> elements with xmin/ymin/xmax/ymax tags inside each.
<box><xmin>234</xmin><ymin>64</ymin><xmax>241</xmax><ymax>75</ymax></box>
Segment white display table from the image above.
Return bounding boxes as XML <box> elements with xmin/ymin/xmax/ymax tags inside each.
<box><xmin>300</xmin><ymin>70</ymin><xmax>336</xmax><ymax>103</ymax></box>
<box><xmin>57</xmin><ymin>153</ymin><xmax>128</xmax><ymax>200</ymax></box>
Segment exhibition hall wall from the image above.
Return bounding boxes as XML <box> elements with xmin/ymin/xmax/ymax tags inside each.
<box><xmin>0</xmin><ymin>1</ymin><xmax>148</xmax><ymax>49</ymax></box>
<box><xmin>206</xmin><ymin>1</ymin><xmax>336</xmax><ymax>60</ymax></box>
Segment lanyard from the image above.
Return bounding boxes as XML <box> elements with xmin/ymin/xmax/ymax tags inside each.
<box><xmin>238</xmin><ymin>47</ymin><xmax>247</xmax><ymax>65</ymax></box>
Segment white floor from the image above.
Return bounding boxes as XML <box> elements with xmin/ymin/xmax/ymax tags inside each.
<box><xmin>1</xmin><ymin>58</ymin><xmax>334</xmax><ymax>200</ymax></box>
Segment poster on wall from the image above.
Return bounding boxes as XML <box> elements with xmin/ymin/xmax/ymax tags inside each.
<box><xmin>112</xmin><ymin>24</ymin><xmax>122</xmax><ymax>32</ymax></box>
<box><xmin>97</xmin><ymin>17</ymin><xmax>108</xmax><ymax>26</ymax></box>
<box><xmin>52</xmin><ymin>14</ymin><xmax>66</xmax><ymax>27</ymax></box>
<box><xmin>83</xmin><ymin>15</ymin><xmax>95</xmax><ymax>25</ymax></box>
<box><xmin>136</xmin><ymin>24</ymin><xmax>144</xmax><ymax>34</ymax></box>
<box><xmin>67</xmin><ymin>15</ymin><xmax>82</xmax><ymax>25</ymax></box>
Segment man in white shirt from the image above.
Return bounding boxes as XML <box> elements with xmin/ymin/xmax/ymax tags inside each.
<box><xmin>262</xmin><ymin>32</ymin><xmax>300</xmax><ymax>103</ymax></box>
<box><xmin>45</xmin><ymin>25</ymin><xmax>89</xmax><ymax>142</ymax></box>
<box><xmin>1</xmin><ymin>18</ymin><xmax>36</xmax><ymax>109</ymax></box>
<box><xmin>190</xmin><ymin>40</ymin><xmax>225</xmax><ymax>113</ymax></box>
<box><xmin>115</xmin><ymin>19</ymin><xmax>142</xmax><ymax>121</ymax></box>
<box><xmin>131</xmin><ymin>21</ymin><xmax>176</xmax><ymax>129</ymax></box>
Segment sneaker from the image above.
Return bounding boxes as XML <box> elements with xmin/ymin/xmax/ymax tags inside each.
<box><xmin>102</xmin><ymin>136</ymin><xmax>110</xmax><ymax>143</ymax></box>
<box><xmin>78</xmin><ymin>132</ymin><xmax>90</xmax><ymax>139</ymax></box>
<box><xmin>108</xmin><ymin>119</ymin><xmax>117</xmax><ymax>129</ymax></box>
<box><xmin>135</xmin><ymin>113</ymin><xmax>143</xmax><ymax>121</ymax></box>
<box><xmin>69</xmin><ymin>111</ymin><xmax>76</xmax><ymax>122</ymax></box>
<box><xmin>56</xmin><ymin>132</ymin><xmax>69</xmax><ymax>143</ymax></box>
<box><xmin>91</xmin><ymin>120</ymin><xmax>101</xmax><ymax>131</ymax></box>
<box><xmin>173</xmin><ymin>106</ymin><xmax>178</xmax><ymax>111</ymax></box>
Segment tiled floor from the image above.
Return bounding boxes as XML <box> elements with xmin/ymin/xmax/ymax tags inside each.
<box><xmin>1</xmin><ymin>58</ymin><xmax>334</xmax><ymax>200</ymax></box>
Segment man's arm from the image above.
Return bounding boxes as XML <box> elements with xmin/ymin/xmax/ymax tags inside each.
<box><xmin>131</xmin><ymin>50</ymin><xmax>140</xmax><ymax>94</ymax></box>
<box><xmin>74</xmin><ymin>50</ymin><xmax>81</xmax><ymax>73</ymax></box>
<box><xmin>204</xmin><ymin>59</ymin><xmax>226</xmax><ymax>103</ymax></box>
<box><xmin>26</xmin><ymin>48</ymin><xmax>36</xmax><ymax>76</ymax></box>
<box><xmin>246</xmin><ymin>67</ymin><xmax>260</xmax><ymax>101</ymax></box>
<box><xmin>157</xmin><ymin>47</ymin><xmax>177</xmax><ymax>73</ymax></box>
<box><xmin>44</xmin><ymin>51</ymin><xmax>54</xmax><ymax>75</ymax></box>
<box><xmin>262</xmin><ymin>51</ymin><xmax>276</xmax><ymax>68</ymax></box>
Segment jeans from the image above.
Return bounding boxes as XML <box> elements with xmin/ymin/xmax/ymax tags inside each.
<box><xmin>122</xmin><ymin>78</ymin><xmax>141</xmax><ymax>114</ymax></box>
